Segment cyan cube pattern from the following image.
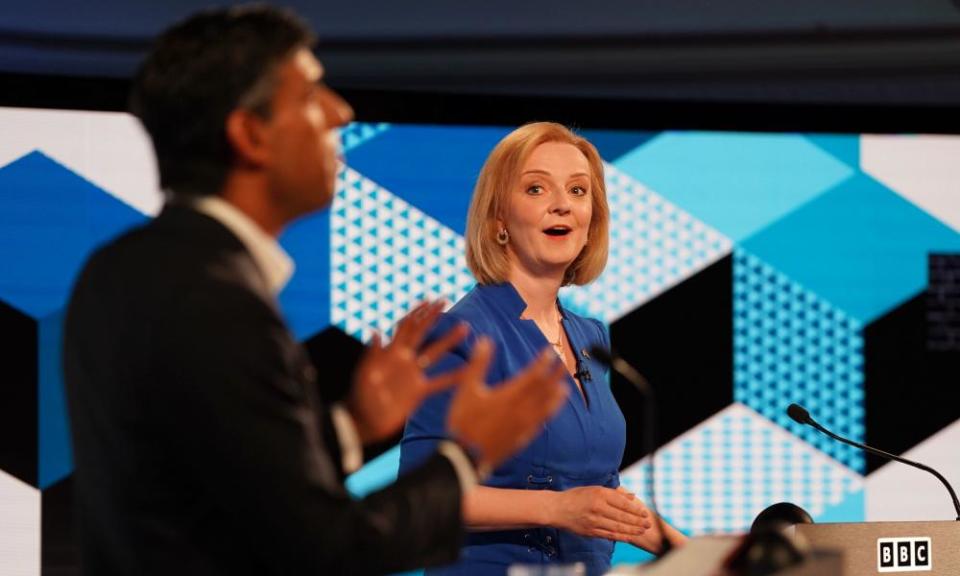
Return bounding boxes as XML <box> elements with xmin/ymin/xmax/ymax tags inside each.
<box><xmin>733</xmin><ymin>248</ymin><xmax>865</xmax><ymax>471</ymax></box>
<box><xmin>562</xmin><ymin>164</ymin><xmax>731</xmax><ymax>322</ymax></box>
<box><xmin>619</xmin><ymin>404</ymin><xmax>863</xmax><ymax>535</ymax></box>
<box><xmin>330</xmin><ymin>166</ymin><xmax>476</xmax><ymax>342</ymax></box>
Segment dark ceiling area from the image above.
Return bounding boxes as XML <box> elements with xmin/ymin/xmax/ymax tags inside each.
<box><xmin>2</xmin><ymin>0</ymin><xmax>960</xmax><ymax>128</ymax></box>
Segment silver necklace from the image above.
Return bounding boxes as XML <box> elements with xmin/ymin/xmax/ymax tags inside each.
<box><xmin>547</xmin><ymin>311</ymin><xmax>564</xmax><ymax>355</ymax></box>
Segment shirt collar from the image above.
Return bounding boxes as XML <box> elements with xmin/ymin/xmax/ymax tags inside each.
<box><xmin>190</xmin><ymin>196</ymin><xmax>294</xmax><ymax>294</ymax></box>
<box><xmin>478</xmin><ymin>282</ymin><xmax>569</xmax><ymax>320</ymax></box>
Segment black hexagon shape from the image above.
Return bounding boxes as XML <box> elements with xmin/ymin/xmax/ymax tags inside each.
<box><xmin>0</xmin><ymin>299</ymin><xmax>38</xmax><ymax>487</ymax></box>
<box><xmin>610</xmin><ymin>255</ymin><xmax>734</xmax><ymax>469</ymax></box>
<box><xmin>864</xmin><ymin>258</ymin><xmax>960</xmax><ymax>474</ymax></box>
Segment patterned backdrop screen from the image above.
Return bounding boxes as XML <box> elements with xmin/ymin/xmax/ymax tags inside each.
<box><xmin>1</xmin><ymin>107</ymin><xmax>958</xmax><ymax>573</ymax></box>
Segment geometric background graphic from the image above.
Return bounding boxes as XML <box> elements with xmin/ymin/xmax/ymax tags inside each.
<box><xmin>619</xmin><ymin>403</ymin><xmax>864</xmax><ymax>536</ymax></box>
<box><xmin>733</xmin><ymin>249</ymin><xmax>865</xmax><ymax>472</ymax></box>
<box><xmin>863</xmin><ymin>288</ymin><xmax>960</xmax><ymax>474</ymax></box>
<box><xmin>609</xmin><ymin>255</ymin><xmax>735</xmax><ymax>469</ymax></box>
<box><xmin>330</xmin><ymin>167</ymin><xmax>476</xmax><ymax>343</ymax></box>
<box><xmin>0</xmin><ymin>299</ymin><xmax>37</xmax><ymax>488</ymax></box>
<box><xmin>927</xmin><ymin>253</ymin><xmax>960</xmax><ymax>352</ymax></box>
<box><xmin>861</xmin><ymin>134</ymin><xmax>960</xmax><ymax>234</ymax></box>
<box><xmin>740</xmin><ymin>173</ymin><xmax>960</xmax><ymax>325</ymax></box>
<box><xmin>865</xmin><ymin>417</ymin><xmax>960</xmax><ymax>522</ymax></box>
<box><xmin>342</xmin><ymin>124</ymin><xmax>512</xmax><ymax>235</ymax></box>
<box><xmin>0</xmin><ymin>150</ymin><xmax>146</xmax><ymax>490</ymax></box>
<box><xmin>613</xmin><ymin>131</ymin><xmax>855</xmax><ymax>243</ymax></box>
<box><xmin>0</xmin><ymin>469</ymin><xmax>39</xmax><ymax>576</ymax></box>
<box><xmin>563</xmin><ymin>164</ymin><xmax>732</xmax><ymax>323</ymax></box>
<box><xmin>2</xmin><ymin>106</ymin><xmax>960</xmax><ymax>574</ymax></box>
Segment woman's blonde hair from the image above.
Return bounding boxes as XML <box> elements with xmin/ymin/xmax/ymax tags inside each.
<box><xmin>465</xmin><ymin>122</ymin><xmax>609</xmax><ymax>286</ymax></box>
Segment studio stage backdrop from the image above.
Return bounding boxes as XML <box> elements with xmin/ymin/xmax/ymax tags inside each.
<box><xmin>1</xmin><ymin>106</ymin><xmax>959</xmax><ymax>575</ymax></box>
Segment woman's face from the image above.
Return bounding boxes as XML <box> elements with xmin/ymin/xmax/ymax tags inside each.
<box><xmin>500</xmin><ymin>141</ymin><xmax>593</xmax><ymax>280</ymax></box>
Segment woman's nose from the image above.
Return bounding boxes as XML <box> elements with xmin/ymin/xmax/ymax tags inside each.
<box><xmin>549</xmin><ymin>190</ymin><xmax>572</xmax><ymax>214</ymax></box>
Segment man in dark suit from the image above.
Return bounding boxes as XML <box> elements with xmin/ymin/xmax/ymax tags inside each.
<box><xmin>62</xmin><ymin>6</ymin><xmax>567</xmax><ymax>575</ymax></box>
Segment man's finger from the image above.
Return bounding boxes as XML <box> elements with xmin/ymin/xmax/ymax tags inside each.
<box><xmin>517</xmin><ymin>360</ymin><xmax>567</xmax><ymax>420</ymax></box>
<box><xmin>417</xmin><ymin>322</ymin><xmax>468</xmax><ymax>368</ymax></box>
<box><xmin>391</xmin><ymin>301</ymin><xmax>432</xmax><ymax>346</ymax></box>
<box><xmin>360</xmin><ymin>331</ymin><xmax>384</xmax><ymax>363</ymax></box>
<box><xmin>514</xmin><ymin>357</ymin><xmax>566</xmax><ymax>407</ymax></box>
<box><xmin>505</xmin><ymin>349</ymin><xmax>556</xmax><ymax>392</ymax></box>
<box><xmin>423</xmin><ymin>365</ymin><xmax>466</xmax><ymax>395</ymax></box>
<box><xmin>461</xmin><ymin>337</ymin><xmax>493</xmax><ymax>389</ymax></box>
<box><xmin>403</xmin><ymin>300</ymin><xmax>445</xmax><ymax>348</ymax></box>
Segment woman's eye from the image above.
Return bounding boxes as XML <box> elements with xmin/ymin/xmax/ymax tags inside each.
<box><xmin>571</xmin><ymin>186</ymin><xmax>587</xmax><ymax>196</ymax></box>
<box><xmin>526</xmin><ymin>185</ymin><xmax>543</xmax><ymax>195</ymax></box>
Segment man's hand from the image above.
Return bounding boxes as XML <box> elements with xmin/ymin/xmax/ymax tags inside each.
<box><xmin>347</xmin><ymin>301</ymin><xmax>468</xmax><ymax>444</ymax></box>
<box><xmin>446</xmin><ymin>338</ymin><xmax>568</xmax><ymax>474</ymax></box>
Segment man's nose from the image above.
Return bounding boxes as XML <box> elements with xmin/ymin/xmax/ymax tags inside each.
<box><xmin>320</xmin><ymin>85</ymin><xmax>354</xmax><ymax>128</ymax></box>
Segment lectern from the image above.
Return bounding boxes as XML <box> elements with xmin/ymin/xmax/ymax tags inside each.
<box><xmin>794</xmin><ymin>521</ymin><xmax>960</xmax><ymax>575</ymax></box>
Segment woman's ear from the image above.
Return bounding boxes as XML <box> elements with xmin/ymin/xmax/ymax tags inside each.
<box><xmin>225</xmin><ymin>108</ymin><xmax>270</xmax><ymax>168</ymax></box>
<box><xmin>495</xmin><ymin>210</ymin><xmax>507</xmax><ymax>231</ymax></box>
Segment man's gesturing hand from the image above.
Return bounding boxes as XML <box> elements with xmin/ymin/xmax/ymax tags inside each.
<box><xmin>446</xmin><ymin>338</ymin><xmax>568</xmax><ymax>475</ymax></box>
<box><xmin>347</xmin><ymin>301</ymin><xmax>468</xmax><ymax>444</ymax></box>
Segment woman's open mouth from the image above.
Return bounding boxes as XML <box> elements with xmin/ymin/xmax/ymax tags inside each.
<box><xmin>543</xmin><ymin>225</ymin><xmax>572</xmax><ymax>237</ymax></box>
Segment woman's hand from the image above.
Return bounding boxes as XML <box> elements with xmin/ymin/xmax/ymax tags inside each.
<box><xmin>547</xmin><ymin>486</ymin><xmax>652</xmax><ymax>542</ymax></box>
<box><xmin>615</xmin><ymin>487</ymin><xmax>689</xmax><ymax>554</ymax></box>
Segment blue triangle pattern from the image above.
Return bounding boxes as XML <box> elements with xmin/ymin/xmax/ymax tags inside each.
<box><xmin>733</xmin><ymin>248</ymin><xmax>865</xmax><ymax>472</ymax></box>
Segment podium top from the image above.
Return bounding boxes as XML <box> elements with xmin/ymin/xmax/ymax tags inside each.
<box><xmin>794</xmin><ymin>520</ymin><xmax>960</xmax><ymax>575</ymax></box>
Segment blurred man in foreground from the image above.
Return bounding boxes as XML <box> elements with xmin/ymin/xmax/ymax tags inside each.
<box><xmin>63</xmin><ymin>6</ymin><xmax>567</xmax><ymax>575</ymax></box>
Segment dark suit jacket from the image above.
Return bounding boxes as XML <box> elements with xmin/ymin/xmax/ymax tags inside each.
<box><xmin>63</xmin><ymin>205</ymin><xmax>463</xmax><ymax>575</ymax></box>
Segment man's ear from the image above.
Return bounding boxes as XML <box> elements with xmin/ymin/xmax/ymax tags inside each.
<box><xmin>225</xmin><ymin>109</ymin><xmax>270</xmax><ymax>168</ymax></box>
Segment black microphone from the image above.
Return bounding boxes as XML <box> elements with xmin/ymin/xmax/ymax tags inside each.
<box><xmin>786</xmin><ymin>403</ymin><xmax>960</xmax><ymax>521</ymax></box>
<box><xmin>573</xmin><ymin>358</ymin><xmax>592</xmax><ymax>382</ymax></box>
<box><xmin>590</xmin><ymin>346</ymin><xmax>651</xmax><ymax>395</ymax></box>
<box><xmin>590</xmin><ymin>346</ymin><xmax>672</xmax><ymax>556</ymax></box>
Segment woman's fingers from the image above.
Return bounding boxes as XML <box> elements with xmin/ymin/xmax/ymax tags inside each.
<box><xmin>603</xmin><ymin>502</ymin><xmax>652</xmax><ymax>530</ymax></box>
<box><xmin>605</xmin><ymin>488</ymin><xmax>650</xmax><ymax>519</ymax></box>
<box><xmin>589</xmin><ymin>515</ymin><xmax>647</xmax><ymax>537</ymax></box>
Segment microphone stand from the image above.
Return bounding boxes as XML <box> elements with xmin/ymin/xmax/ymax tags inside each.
<box><xmin>591</xmin><ymin>347</ymin><xmax>674</xmax><ymax>557</ymax></box>
<box><xmin>787</xmin><ymin>403</ymin><xmax>960</xmax><ymax>521</ymax></box>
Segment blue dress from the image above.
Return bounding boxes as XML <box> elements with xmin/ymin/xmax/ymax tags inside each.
<box><xmin>400</xmin><ymin>283</ymin><xmax>627</xmax><ymax>576</ymax></box>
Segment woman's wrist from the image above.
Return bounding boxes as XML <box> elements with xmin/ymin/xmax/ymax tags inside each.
<box><xmin>537</xmin><ymin>489</ymin><xmax>563</xmax><ymax>529</ymax></box>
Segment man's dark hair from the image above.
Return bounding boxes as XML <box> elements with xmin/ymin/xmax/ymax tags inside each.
<box><xmin>130</xmin><ymin>5</ymin><xmax>314</xmax><ymax>197</ymax></box>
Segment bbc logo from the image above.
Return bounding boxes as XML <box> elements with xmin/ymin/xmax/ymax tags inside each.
<box><xmin>877</xmin><ymin>537</ymin><xmax>932</xmax><ymax>572</ymax></box>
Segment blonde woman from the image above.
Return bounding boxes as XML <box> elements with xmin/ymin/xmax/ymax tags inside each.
<box><xmin>400</xmin><ymin>122</ymin><xmax>685</xmax><ymax>575</ymax></box>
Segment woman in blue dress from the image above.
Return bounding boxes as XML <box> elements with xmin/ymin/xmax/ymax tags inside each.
<box><xmin>400</xmin><ymin>122</ymin><xmax>686</xmax><ymax>575</ymax></box>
